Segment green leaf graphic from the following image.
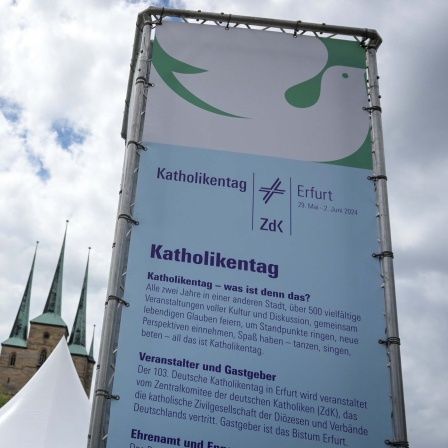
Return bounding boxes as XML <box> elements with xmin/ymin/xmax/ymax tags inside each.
<box><xmin>152</xmin><ymin>36</ymin><xmax>246</xmax><ymax>118</ymax></box>
<box><xmin>322</xmin><ymin>131</ymin><xmax>373</xmax><ymax>170</ymax></box>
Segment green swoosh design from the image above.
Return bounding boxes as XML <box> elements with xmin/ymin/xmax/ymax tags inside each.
<box><xmin>152</xmin><ymin>36</ymin><xmax>246</xmax><ymax>118</ymax></box>
<box><xmin>322</xmin><ymin>131</ymin><xmax>373</xmax><ymax>170</ymax></box>
<box><xmin>285</xmin><ymin>38</ymin><xmax>366</xmax><ymax>108</ymax></box>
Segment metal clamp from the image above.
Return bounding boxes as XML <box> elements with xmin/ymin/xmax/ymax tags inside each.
<box><xmin>361</xmin><ymin>35</ymin><xmax>377</xmax><ymax>50</ymax></box>
<box><xmin>293</xmin><ymin>21</ymin><xmax>302</xmax><ymax>38</ymax></box>
<box><xmin>225</xmin><ymin>14</ymin><xmax>231</xmax><ymax>30</ymax></box>
<box><xmin>135</xmin><ymin>80</ymin><xmax>154</xmax><ymax>87</ymax></box>
<box><xmin>385</xmin><ymin>440</ymin><xmax>409</xmax><ymax>448</ymax></box>
<box><xmin>118</xmin><ymin>214</ymin><xmax>139</xmax><ymax>225</ymax></box>
<box><xmin>372</xmin><ymin>251</ymin><xmax>394</xmax><ymax>259</ymax></box>
<box><xmin>95</xmin><ymin>389</ymin><xmax>120</xmax><ymax>400</ymax></box>
<box><xmin>107</xmin><ymin>295</ymin><xmax>130</xmax><ymax>307</ymax></box>
<box><xmin>145</xmin><ymin>19</ymin><xmax>159</xmax><ymax>31</ymax></box>
<box><xmin>379</xmin><ymin>337</ymin><xmax>401</xmax><ymax>346</ymax></box>
<box><xmin>368</xmin><ymin>174</ymin><xmax>388</xmax><ymax>181</ymax></box>
<box><xmin>127</xmin><ymin>140</ymin><xmax>148</xmax><ymax>151</ymax></box>
<box><xmin>363</xmin><ymin>105</ymin><xmax>383</xmax><ymax>113</ymax></box>
<box><xmin>135</xmin><ymin>76</ymin><xmax>154</xmax><ymax>87</ymax></box>
<box><xmin>153</xmin><ymin>8</ymin><xmax>164</xmax><ymax>27</ymax></box>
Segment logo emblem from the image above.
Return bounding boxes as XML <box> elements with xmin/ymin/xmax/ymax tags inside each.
<box><xmin>259</xmin><ymin>178</ymin><xmax>285</xmax><ymax>204</ymax></box>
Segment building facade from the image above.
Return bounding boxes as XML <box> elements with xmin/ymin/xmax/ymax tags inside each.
<box><xmin>0</xmin><ymin>229</ymin><xmax>95</xmax><ymax>397</ymax></box>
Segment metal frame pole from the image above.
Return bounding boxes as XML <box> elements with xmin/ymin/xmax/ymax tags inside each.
<box><xmin>138</xmin><ymin>7</ymin><xmax>382</xmax><ymax>48</ymax></box>
<box><xmin>87</xmin><ymin>20</ymin><xmax>152</xmax><ymax>448</ymax></box>
<box><xmin>367</xmin><ymin>48</ymin><xmax>409</xmax><ymax>447</ymax></box>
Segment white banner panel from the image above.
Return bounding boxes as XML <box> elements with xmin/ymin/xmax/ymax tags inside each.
<box><xmin>108</xmin><ymin>22</ymin><xmax>391</xmax><ymax>448</ymax></box>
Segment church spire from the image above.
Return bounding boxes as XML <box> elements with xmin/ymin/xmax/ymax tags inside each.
<box><xmin>31</xmin><ymin>222</ymin><xmax>68</xmax><ymax>328</ymax></box>
<box><xmin>69</xmin><ymin>248</ymin><xmax>90</xmax><ymax>356</ymax></box>
<box><xmin>2</xmin><ymin>242</ymin><xmax>38</xmax><ymax>348</ymax></box>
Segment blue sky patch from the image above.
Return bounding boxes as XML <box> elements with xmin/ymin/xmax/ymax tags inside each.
<box><xmin>124</xmin><ymin>1</ymin><xmax>183</xmax><ymax>21</ymax></box>
<box><xmin>36</xmin><ymin>163</ymin><xmax>50</xmax><ymax>181</ymax></box>
<box><xmin>0</xmin><ymin>97</ymin><xmax>22</xmax><ymax>123</ymax></box>
<box><xmin>51</xmin><ymin>121</ymin><xmax>86</xmax><ymax>151</ymax></box>
<box><xmin>164</xmin><ymin>16</ymin><xmax>183</xmax><ymax>23</ymax></box>
<box><xmin>26</xmin><ymin>150</ymin><xmax>50</xmax><ymax>181</ymax></box>
<box><xmin>152</xmin><ymin>0</ymin><xmax>176</xmax><ymax>9</ymax></box>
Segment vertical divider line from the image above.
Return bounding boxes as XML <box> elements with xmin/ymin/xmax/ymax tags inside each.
<box><xmin>252</xmin><ymin>173</ymin><xmax>255</xmax><ymax>231</ymax></box>
<box><xmin>290</xmin><ymin>177</ymin><xmax>292</xmax><ymax>236</ymax></box>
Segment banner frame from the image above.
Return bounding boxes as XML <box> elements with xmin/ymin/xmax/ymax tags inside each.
<box><xmin>88</xmin><ymin>8</ymin><xmax>407</xmax><ymax>448</ymax></box>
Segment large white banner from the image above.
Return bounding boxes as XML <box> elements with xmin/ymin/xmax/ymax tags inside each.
<box><xmin>108</xmin><ymin>22</ymin><xmax>391</xmax><ymax>448</ymax></box>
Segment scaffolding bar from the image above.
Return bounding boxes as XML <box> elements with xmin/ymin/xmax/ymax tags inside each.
<box><xmin>367</xmin><ymin>47</ymin><xmax>409</xmax><ymax>446</ymax></box>
<box><xmin>87</xmin><ymin>20</ymin><xmax>152</xmax><ymax>448</ymax></box>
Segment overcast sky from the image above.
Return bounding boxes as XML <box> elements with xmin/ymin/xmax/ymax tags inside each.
<box><xmin>1</xmin><ymin>0</ymin><xmax>447</xmax><ymax>446</ymax></box>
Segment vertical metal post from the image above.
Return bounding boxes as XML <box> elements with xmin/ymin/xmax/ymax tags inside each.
<box><xmin>87</xmin><ymin>21</ymin><xmax>153</xmax><ymax>448</ymax></box>
<box><xmin>367</xmin><ymin>48</ymin><xmax>409</xmax><ymax>447</ymax></box>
